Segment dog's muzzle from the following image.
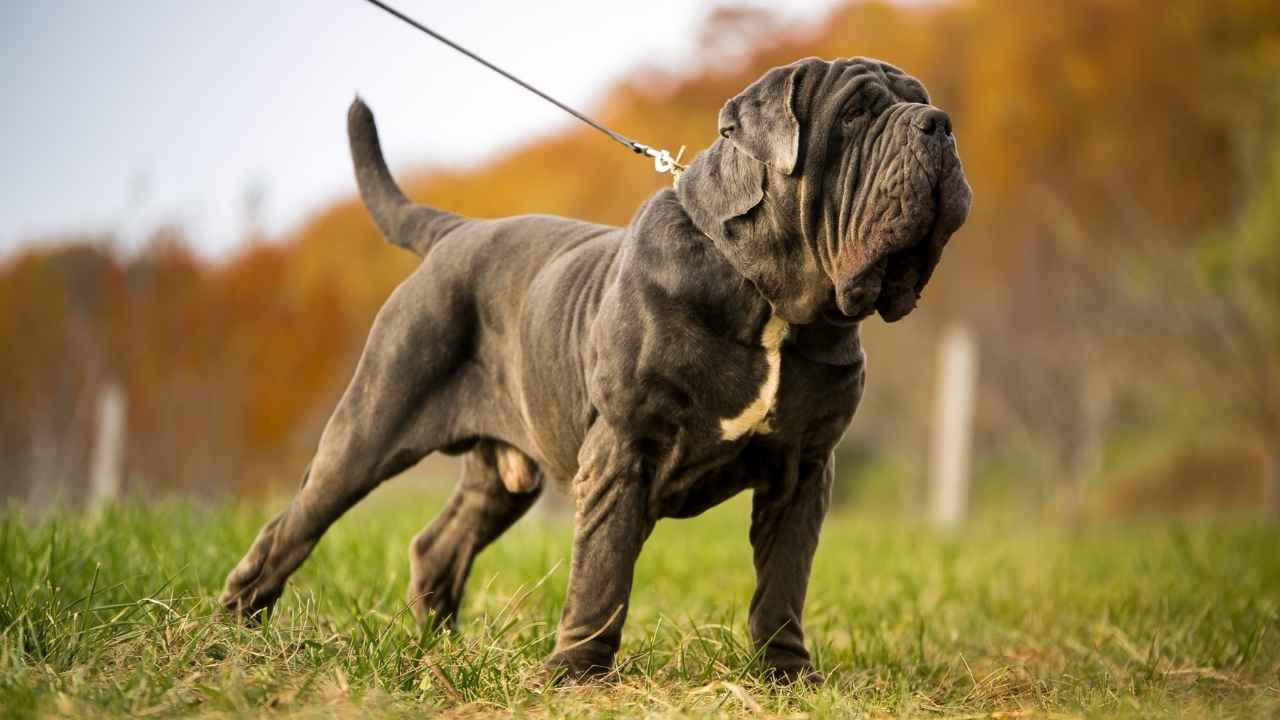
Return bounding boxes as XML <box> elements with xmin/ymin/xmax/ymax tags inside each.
<box><xmin>834</xmin><ymin>106</ymin><xmax>970</xmax><ymax>322</ymax></box>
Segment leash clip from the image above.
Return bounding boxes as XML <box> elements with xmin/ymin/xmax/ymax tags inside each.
<box><xmin>634</xmin><ymin>143</ymin><xmax>687</xmax><ymax>188</ymax></box>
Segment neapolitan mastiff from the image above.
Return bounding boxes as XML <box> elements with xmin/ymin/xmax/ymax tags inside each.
<box><xmin>221</xmin><ymin>56</ymin><xmax>971</xmax><ymax>681</ymax></box>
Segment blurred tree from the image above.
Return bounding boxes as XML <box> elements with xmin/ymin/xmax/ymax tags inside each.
<box><xmin>2</xmin><ymin>0</ymin><xmax>1278</xmax><ymax>518</ymax></box>
<box><xmin>1197</xmin><ymin>132</ymin><xmax>1280</xmax><ymax>515</ymax></box>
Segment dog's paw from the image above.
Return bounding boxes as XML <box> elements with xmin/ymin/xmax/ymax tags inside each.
<box><xmin>218</xmin><ymin>564</ymin><xmax>282</xmax><ymax>622</ymax></box>
<box><xmin>761</xmin><ymin>659</ymin><xmax>824</xmax><ymax>685</ymax></box>
<box><xmin>218</xmin><ymin>516</ymin><xmax>287</xmax><ymax>621</ymax></box>
<box><xmin>217</xmin><ymin>585</ymin><xmax>278</xmax><ymax>623</ymax></box>
<box><xmin>544</xmin><ymin>651</ymin><xmax>614</xmax><ymax>684</ymax></box>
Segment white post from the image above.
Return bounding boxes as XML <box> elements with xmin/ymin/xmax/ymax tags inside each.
<box><xmin>89</xmin><ymin>381</ymin><xmax>127</xmax><ymax>512</ymax></box>
<box><xmin>928</xmin><ymin>323</ymin><xmax>978</xmax><ymax>531</ymax></box>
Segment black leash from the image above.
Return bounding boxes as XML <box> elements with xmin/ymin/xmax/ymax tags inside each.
<box><xmin>357</xmin><ymin>0</ymin><xmax>686</xmax><ymax>180</ymax></box>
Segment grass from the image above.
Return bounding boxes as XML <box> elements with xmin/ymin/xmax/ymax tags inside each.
<box><xmin>1</xmin><ymin>477</ymin><xmax>1278</xmax><ymax>718</ymax></box>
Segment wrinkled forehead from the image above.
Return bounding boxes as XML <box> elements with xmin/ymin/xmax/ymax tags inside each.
<box><xmin>794</xmin><ymin>56</ymin><xmax>931</xmax><ymax>119</ymax></box>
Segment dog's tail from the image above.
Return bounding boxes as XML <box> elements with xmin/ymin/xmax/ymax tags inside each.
<box><xmin>347</xmin><ymin>97</ymin><xmax>463</xmax><ymax>256</ymax></box>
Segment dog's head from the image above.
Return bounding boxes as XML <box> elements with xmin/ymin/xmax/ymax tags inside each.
<box><xmin>678</xmin><ymin>57</ymin><xmax>971</xmax><ymax>324</ymax></box>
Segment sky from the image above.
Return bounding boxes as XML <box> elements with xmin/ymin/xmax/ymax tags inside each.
<box><xmin>0</xmin><ymin>0</ymin><xmax>843</xmax><ymax>258</ymax></box>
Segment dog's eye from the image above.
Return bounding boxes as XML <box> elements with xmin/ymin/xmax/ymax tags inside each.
<box><xmin>842</xmin><ymin>106</ymin><xmax>867</xmax><ymax>124</ymax></box>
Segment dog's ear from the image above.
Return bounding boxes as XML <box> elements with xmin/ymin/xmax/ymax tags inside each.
<box><xmin>681</xmin><ymin>59</ymin><xmax>818</xmax><ymax>235</ymax></box>
<box><xmin>677</xmin><ymin>137</ymin><xmax>766</xmax><ymax>239</ymax></box>
<box><xmin>717</xmin><ymin>62</ymin><xmax>804</xmax><ymax>176</ymax></box>
<box><xmin>678</xmin><ymin>135</ymin><xmax>828</xmax><ymax>325</ymax></box>
<box><xmin>676</xmin><ymin>59</ymin><xmax>832</xmax><ymax>324</ymax></box>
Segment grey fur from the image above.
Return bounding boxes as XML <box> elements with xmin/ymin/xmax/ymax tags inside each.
<box><xmin>220</xmin><ymin>56</ymin><xmax>971</xmax><ymax>682</ymax></box>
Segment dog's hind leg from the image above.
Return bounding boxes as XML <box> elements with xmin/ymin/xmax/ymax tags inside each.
<box><xmin>408</xmin><ymin>440</ymin><xmax>542</xmax><ymax>627</ymax></box>
<box><xmin>219</xmin><ymin>265</ymin><xmax>471</xmax><ymax>618</ymax></box>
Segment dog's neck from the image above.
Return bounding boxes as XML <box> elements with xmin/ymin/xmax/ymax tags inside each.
<box><xmin>676</xmin><ymin>139</ymin><xmax>829</xmax><ymax>325</ymax></box>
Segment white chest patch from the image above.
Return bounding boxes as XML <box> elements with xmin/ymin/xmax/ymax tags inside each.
<box><xmin>719</xmin><ymin>314</ymin><xmax>789</xmax><ymax>442</ymax></box>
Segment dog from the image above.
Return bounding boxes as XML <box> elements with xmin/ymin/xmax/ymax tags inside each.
<box><xmin>220</xmin><ymin>56</ymin><xmax>971</xmax><ymax>682</ymax></box>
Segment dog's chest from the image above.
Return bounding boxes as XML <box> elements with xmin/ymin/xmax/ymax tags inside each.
<box><xmin>724</xmin><ymin>319</ymin><xmax>867</xmax><ymax>455</ymax></box>
<box><xmin>718</xmin><ymin>314</ymin><xmax>788</xmax><ymax>442</ymax></box>
<box><xmin>653</xmin><ymin>334</ymin><xmax>865</xmax><ymax>519</ymax></box>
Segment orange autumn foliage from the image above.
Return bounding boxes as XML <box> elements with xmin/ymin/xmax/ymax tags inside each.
<box><xmin>2</xmin><ymin>0</ymin><xmax>1278</xmax><ymax>505</ymax></box>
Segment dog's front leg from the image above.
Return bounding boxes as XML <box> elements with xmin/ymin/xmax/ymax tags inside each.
<box><xmin>546</xmin><ymin>422</ymin><xmax>653</xmax><ymax>680</ymax></box>
<box><xmin>748</xmin><ymin>456</ymin><xmax>832</xmax><ymax>683</ymax></box>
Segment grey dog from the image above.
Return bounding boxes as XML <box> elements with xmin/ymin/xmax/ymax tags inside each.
<box><xmin>220</xmin><ymin>56</ymin><xmax>971</xmax><ymax>681</ymax></box>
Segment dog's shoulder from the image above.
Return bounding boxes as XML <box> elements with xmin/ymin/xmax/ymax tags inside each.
<box><xmin>584</xmin><ymin>191</ymin><xmax>779</xmax><ymax>444</ymax></box>
<box><xmin>616</xmin><ymin>190</ymin><xmax>765</xmax><ymax>331</ymax></box>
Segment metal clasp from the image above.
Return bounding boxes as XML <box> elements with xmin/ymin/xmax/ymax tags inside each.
<box><xmin>634</xmin><ymin>143</ymin><xmax>686</xmax><ymax>188</ymax></box>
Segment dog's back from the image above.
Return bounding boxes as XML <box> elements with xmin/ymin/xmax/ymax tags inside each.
<box><xmin>348</xmin><ymin>97</ymin><xmax>632</xmax><ymax>476</ymax></box>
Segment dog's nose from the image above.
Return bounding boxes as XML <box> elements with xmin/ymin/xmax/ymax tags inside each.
<box><xmin>914</xmin><ymin>108</ymin><xmax>951</xmax><ymax>136</ymax></box>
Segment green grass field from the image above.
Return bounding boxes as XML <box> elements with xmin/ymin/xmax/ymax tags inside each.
<box><xmin>2</xmin><ymin>479</ymin><xmax>1278</xmax><ymax>718</ymax></box>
